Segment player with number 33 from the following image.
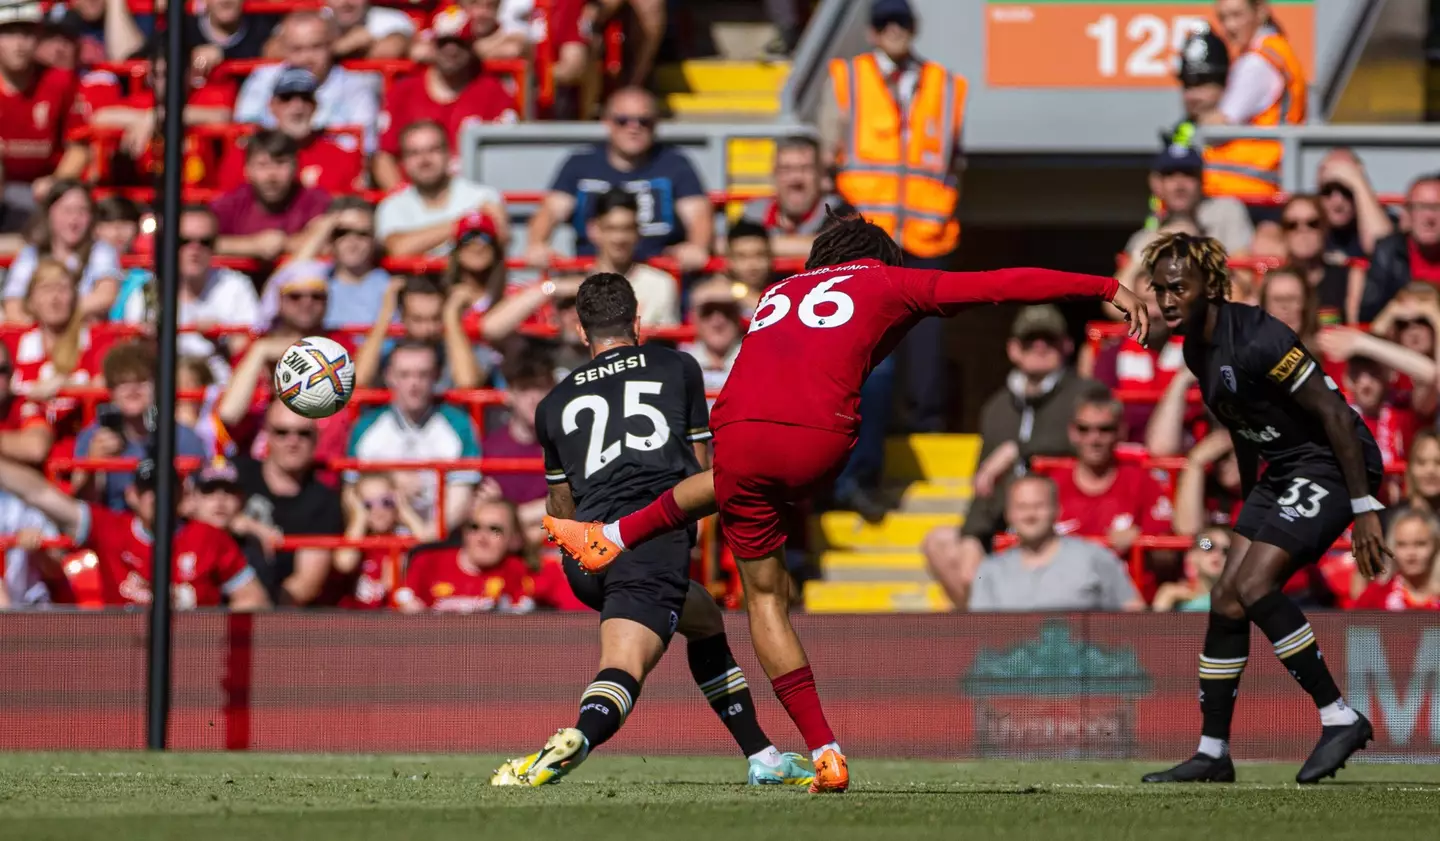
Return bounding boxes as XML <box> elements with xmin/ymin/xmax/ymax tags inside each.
<box><xmin>545</xmin><ymin>208</ymin><xmax>1148</xmax><ymax>793</ymax></box>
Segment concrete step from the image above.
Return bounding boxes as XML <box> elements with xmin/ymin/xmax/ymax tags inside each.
<box><xmin>654</xmin><ymin>61</ymin><xmax>791</xmax><ymax>95</ymax></box>
<box><xmin>813</xmin><ymin>511</ymin><xmax>959</xmax><ymax>551</ymax></box>
<box><xmin>804</xmin><ymin>581</ymin><xmax>952</xmax><ymax>613</ymax></box>
<box><xmin>884</xmin><ymin>435</ymin><xmax>981</xmax><ymax>482</ymax></box>
<box><xmin>890</xmin><ymin>478</ymin><xmax>971</xmax><ymax>514</ymax></box>
<box><xmin>665</xmin><ymin>93</ymin><xmax>781</xmax><ymax>116</ymax></box>
<box><xmin>818</xmin><ymin>551</ymin><xmax>930</xmax><ymax>583</ymax></box>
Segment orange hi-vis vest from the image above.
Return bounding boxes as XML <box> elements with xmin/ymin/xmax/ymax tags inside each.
<box><xmin>1203</xmin><ymin>29</ymin><xmax>1307</xmax><ymax>200</ymax></box>
<box><xmin>829</xmin><ymin>53</ymin><xmax>966</xmax><ymax>258</ymax></box>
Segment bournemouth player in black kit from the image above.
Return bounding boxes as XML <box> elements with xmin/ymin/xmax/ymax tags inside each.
<box><xmin>1141</xmin><ymin>233</ymin><xmax>1388</xmax><ymax>784</ymax></box>
<box><xmin>491</xmin><ymin>273</ymin><xmax>810</xmax><ymax>788</ymax></box>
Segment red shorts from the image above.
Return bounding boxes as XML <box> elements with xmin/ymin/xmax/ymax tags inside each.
<box><xmin>712</xmin><ymin>420</ymin><xmax>855</xmax><ymax>559</ymax></box>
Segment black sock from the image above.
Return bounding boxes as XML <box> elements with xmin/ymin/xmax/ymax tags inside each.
<box><xmin>1198</xmin><ymin>612</ymin><xmax>1250</xmax><ymax>743</ymax></box>
<box><xmin>1244</xmin><ymin>591</ymin><xmax>1342</xmax><ymax>709</ymax></box>
<box><xmin>687</xmin><ymin>632</ymin><xmax>773</xmax><ymax>758</ymax></box>
<box><xmin>575</xmin><ymin>668</ymin><xmax>641</xmax><ymax>751</ymax></box>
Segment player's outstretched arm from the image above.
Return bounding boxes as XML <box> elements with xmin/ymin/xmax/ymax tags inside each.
<box><xmin>919</xmin><ymin>268</ymin><xmax>1148</xmax><ymax>343</ymax></box>
<box><xmin>1290</xmin><ymin>372</ymin><xmax>1390</xmax><ymax>578</ymax></box>
<box><xmin>0</xmin><ymin>456</ymin><xmax>84</xmax><ymax>537</ymax></box>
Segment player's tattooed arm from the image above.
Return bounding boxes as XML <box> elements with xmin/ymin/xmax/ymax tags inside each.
<box><xmin>546</xmin><ymin>482</ymin><xmax>577</xmax><ymax>520</ymax></box>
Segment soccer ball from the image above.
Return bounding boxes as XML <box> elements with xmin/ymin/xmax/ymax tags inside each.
<box><xmin>273</xmin><ymin>336</ymin><xmax>355</xmax><ymax>419</ymax></box>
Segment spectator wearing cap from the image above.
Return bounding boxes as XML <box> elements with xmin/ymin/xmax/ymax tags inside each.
<box><xmin>1124</xmin><ymin>144</ymin><xmax>1253</xmax><ymax>260</ymax></box>
<box><xmin>348</xmin><ymin>339</ymin><xmax>482</xmax><ymax>529</ymax></box>
<box><xmin>375</xmin><ymin>120</ymin><xmax>509</xmax><ymax>257</ymax></box>
<box><xmin>679</xmin><ymin>279</ymin><xmax>744</xmax><ymax>401</ymax></box>
<box><xmin>922</xmin><ymin>306</ymin><xmax>1100</xmax><ymax>606</ymax></box>
<box><xmin>213</xmin><ymin>129</ymin><xmax>332</xmax><ymax>260</ymax></box>
<box><xmin>290</xmin><ymin>196</ymin><xmax>391</xmax><ymax>331</ymax></box>
<box><xmin>0</xmin><ymin>2</ymin><xmax>92</xmax><ymax>233</ymax></box>
<box><xmin>821</xmin><ymin>0</ymin><xmax>966</xmax><ymax>435</ymax></box>
<box><xmin>114</xmin><ymin>205</ymin><xmax>259</xmax><ymax>362</ymax></box>
<box><xmin>412</xmin><ymin>0</ymin><xmax>529</xmax><ymax>64</ymax></box>
<box><xmin>739</xmin><ymin>135</ymin><xmax>846</xmax><ymax>258</ymax></box>
<box><xmin>235</xmin><ymin>10</ymin><xmax>382</xmax><ymax>153</ymax></box>
<box><xmin>71</xmin><ymin>341</ymin><xmax>208</xmax><ymax>512</ymax></box>
<box><xmin>1362</xmin><ymin>173</ymin><xmax>1440</xmax><ymax>321</ymax></box>
<box><xmin>0</xmin><ymin>449</ymin><xmax>271</xmax><ymax>609</ymax></box>
<box><xmin>42</xmin><ymin>0</ymin><xmax>111</xmax><ymax>67</ymax></box>
<box><xmin>214</xmin><ymin>68</ymin><xmax>365</xmax><ymax>196</ymax></box>
<box><xmin>527</xmin><ymin>87</ymin><xmax>712</xmax><ymax>273</ymax></box>
<box><xmin>963</xmin><ymin>476</ymin><xmax>1144</xmax><ymax>613</ymax></box>
<box><xmin>571</xmin><ymin>187</ymin><xmax>680</xmax><ymax>327</ymax></box>
<box><xmin>372</xmin><ymin>4</ymin><xmax>519</xmax><ymax>192</ymax></box>
<box><xmin>1315</xmin><ymin>148</ymin><xmax>1395</xmax><ymax>260</ymax></box>
<box><xmin>234</xmin><ymin>401</ymin><xmax>343</xmax><ymax>606</ymax></box>
<box><xmin>183</xmin><ymin>456</ymin><xmax>273</xmax><ymax>588</ymax></box>
<box><xmin>352</xmin><ymin>274</ymin><xmax>482</xmax><ymax>391</ymax></box>
<box><xmin>324</xmin><ymin>0</ymin><xmax>414</xmax><ymax>60</ymax></box>
<box><xmin>481</xmin><ymin>352</ymin><xmax>553</xmax><ymax>530</ymax></box>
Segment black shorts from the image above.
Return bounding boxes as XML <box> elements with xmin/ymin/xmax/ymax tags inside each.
<box><xmin>1235</xmin><ymin>460</ymin><xmax>1383</xmax><ymax>563</ymax></box>
<box><xmin>563</xmin><ymin>529</ymin><xmax>690</xmax><ymax>645</ymax></box>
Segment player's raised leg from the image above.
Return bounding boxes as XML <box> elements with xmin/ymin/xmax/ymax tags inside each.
<box><xmin>675</xmin><ymin>581</ymin><xmax>813</xmax><ymax>786</ymax></box>
<box><xmin>1143</xmin><ymin>533</ymin><xmax>1253</xmax><ymax>783</ymax></box>
<box><xmin>544</xmin><ymin>472</ymin><xmax>717</xmax><ymax>573</ymax></box>
<box><xmin>1230</xmin><ymin>542</ymin><xmax>1371</xmax><ymax>783</ymax></box>
<box><xmin>494</xmin><ymin>618</ymin><xmax>662</xmax><ymax>787</ymax></box>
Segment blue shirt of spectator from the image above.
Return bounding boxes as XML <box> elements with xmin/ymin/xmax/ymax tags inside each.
<box><xmin>324</xmin><ymin>267</ymin><xmax>392</xmax><ymax>330</ymax></box>
<box><xmin>550</xmin><ymin>144</ymin><xmax>705</xmax><ymax>260</ymax></box>
<box><xmin>75</xmin><ymin>419</ymin><xmax>208</xmax><ymax>511</ymax></box>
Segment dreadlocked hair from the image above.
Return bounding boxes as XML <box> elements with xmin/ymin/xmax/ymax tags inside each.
<box><xmin>805</xmin><ymin>205</ymin><xmax>904</xmax><ymax>270</ymax></box>
<box><xmin>1140</xmin><ymin>231</ymin><xmax>1231</xmax><ymax>301</ymax></box>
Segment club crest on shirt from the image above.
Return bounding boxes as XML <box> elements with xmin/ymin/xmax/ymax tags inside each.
<box><xmin>1220</xmin><ymin>365</ymin><xmax>1237</xmax><ymax>392</ymax></box>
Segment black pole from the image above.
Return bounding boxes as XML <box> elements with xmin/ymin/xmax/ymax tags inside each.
<box><xmin>146</xmin><ymin>1</ymin><xmax>188</xmax><ymax>752</ymax></box>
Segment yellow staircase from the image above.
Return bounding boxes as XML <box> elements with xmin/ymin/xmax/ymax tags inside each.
<box><xmin>803</xmin><ymin>434</ymin><xmax>980</xmax><ymax>613</ymax></box>
<box><xmin>655</xmin><ymin>61</ymin><xmax>789</xmax><ymax>119</ymax></box>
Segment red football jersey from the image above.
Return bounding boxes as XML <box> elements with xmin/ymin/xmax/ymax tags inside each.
<box><xmin>0</xmin><ymin>394</ymin><xmax>48</xmax><ymax>433</ymax></box>
<box><xmin>395</xmin><ymin>548</ymin><xmax>536</xmax><ymax>613</ymax></box>
<box><xmin>0</xmin><ymin>67</ymin><xmax>88</xmax><ymax>183</ymax></box>
<box><xmin>378</xmin><ymin>71</ymin><xmax>519</xmax><ymax>157</ymax></box>
<box><xmin>1052</xmin><ymin>463</ymin><xmax>1173</xmax><ymax>537</ymax></box>
<box><xmin>1355</xmin><ymin>402</ymin><xmax>1414</xmax><ymax>470</ymax></box>
<box><xmin>1353</xmin><ymin>578</ymin><xmax>1440</xmax><ymax>611</ymax></box>
<box><xmin>214</xmin><ymin>134</ymin><xmax>365</xmax><ymax>196</ymax></box>
<box><xmin>4</xmin><ymin>326</ymin><xmax>106</xmax><ymax>434</ymax></box>
<box><xmin>711</xmin><ymin>259</ymin><xmax>1118</xmax><ymax>434</ymax></box>
<box><xmin>78</xmin><ymin>503</ymin><xmax>255</xmax><ymax>609</ymax></box>
<box><xmin>324</xmin><ymin>549</ymin><xmax>393</xmax><ymax>610</ymax></box>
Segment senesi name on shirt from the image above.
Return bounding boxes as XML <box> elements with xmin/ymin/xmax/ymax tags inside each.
<box><xmin>570</xmin><ymin>353</ymin><xmax>648</xmax><ymax>385</ymax></box>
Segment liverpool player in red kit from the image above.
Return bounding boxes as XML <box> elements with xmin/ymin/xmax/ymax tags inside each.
<box><xmin>0</xmin><ymin>453</ymin><xmax>270</xmax><ymax>609</ymax></box>
<box><xmin>546</xmin><ymin>211</ymin><xmax>1149</xmax><ymax>792</ymax></box>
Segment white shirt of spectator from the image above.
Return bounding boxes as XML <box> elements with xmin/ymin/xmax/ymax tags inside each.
<box><xmin>680</xmin><ymin>340</ymin><xmax>740</xmax><ymax>406</ymax></box>
<box><xmin>0</xmin><ymin>491</ymin><xmax>57</xmax><ymax>606</ymax></box>
<box><xmin>499</xmin><ymin>0</ymin><xmax>539</xmax><ymax>40</ymax></box>
<box><xmin>1218</xmin><ymin>29</ymin><xmax>1288</xmax><ymax>125</ymax></box>
<box><xmin>374</xmin><ymin>178</ymin><xmax>505</xmax><ymax>257</ymax></box>
<box><xmin>1</xmin><ymin>241</ymin><xmax>121</xmax><ymax>303</ymax></box>
<box><xmin>120</xmin><ymin>267</ymin><xmax>259</xmax><ymax>372</ymax></box>
<box><xmin>361</xmin><ymin>5</ymin><xmax>415</xmax><ymax>40</ymax></box>
<box><xmin>234</xmin><ymin>63</ymin><xmax>383</xmax><ymax>153</ymax></box>
<box><xmin>347</xmin><ymin>405</ymin><xmax>482</xmax><ymax>522</ymax></box>
<box><xmin>624</xmin><ymin>263</ymin><xmax>680</xmax><ymax>327</ymax></box>
<box><xmin>871</xmin><ymin>50</ymin><xmax>921</xmax><ymax>111</ymax></box>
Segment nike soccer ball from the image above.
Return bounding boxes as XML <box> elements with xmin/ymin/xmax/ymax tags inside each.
<box><xmin>274</xmin><ymin>336</ymin><xmax>355</xmax><ymax>419</ymax></box>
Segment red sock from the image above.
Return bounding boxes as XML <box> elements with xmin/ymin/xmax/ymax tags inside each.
<box><xmin>770</xmin><ymin>665</ymin><xmax>836</xmax><ymax>752</ymax></box>
<box><xmin>616</xmin><ymin>488</ymin><xmax>687</xmax><ymax>547</ymax></box>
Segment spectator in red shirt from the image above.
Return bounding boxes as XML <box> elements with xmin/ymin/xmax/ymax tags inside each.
<box><xmin>373</xmin><ymin>5</ymin><xmax>519</xmax><ymax>191</ymax></box>
<box><xmin>0</xmin><ymin>451</ymin><xmax>271</xmax><ymax>609</ymax></box>
<box><xmin>3</xmin><ymin>259</ymin><xmax>105</xmax><ymax>431</ymax></box>
<box><xmin>0</xmin><ymin>3</ymin><xmax>91</xmax><ymax>232</ymax></box>
<box><xmin>0</xmin><ymin>339</ymin><xmax>52</xmax><ymax>465</ymax></box>
<box><xmin>412</xmin><ymin>0</ymin><xmax>528</xmax><ymax>65</ymax></box>
<box><xmin>328</xmin><ymin>472</ymin><xmax>434</xmax><ymax>609</ymax></box>
<box><xmin>213</xmin><ymin>129</ymin><xmax>332</xmax><ymax>260</ymax></box>
<box><xmin>1353</xmin><ymin>509</ymin><xmax>1440</xmax><ymax>611</ymax></box>
<box><xmin>1</xmin><ymin>180</ymin><xmax>121</xmax><ymax>322</ymax></box>
<box><xmin>534</xmin><ymin>0</ymin><xmax>591</xmax><ymax>112</ymax></box>
<box><xmin>215</xmin><ymin>68</ymin><xmax>364</xmax><ymax>197</ymax></box>
<box><xmin>1049</xmin><ymin>393</ymin><xmax>1172</xmax><ymax>556</ymax></box>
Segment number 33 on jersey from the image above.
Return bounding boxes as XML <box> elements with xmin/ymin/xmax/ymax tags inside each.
<box><xmin>536</xmin><ymin>344</ymin><xmax>712</xmax><ymax>523</ymax></box>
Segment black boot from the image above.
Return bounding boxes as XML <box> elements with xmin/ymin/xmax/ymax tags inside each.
<box><xmin>1296</xmin><ymin>714</ymin><xmax>1372</xmax><ymax>784</ymax></box>
<box><xmin>1141</xmin><ymin>753</ymin><xmax>1236</xmax><ymax>783</ymax></box>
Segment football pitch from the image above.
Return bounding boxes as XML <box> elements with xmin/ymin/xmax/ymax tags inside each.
<box><xmin>3</xmin><ymin>753</ymin><xmax>1439</xmax><ymax>841</ymax></box>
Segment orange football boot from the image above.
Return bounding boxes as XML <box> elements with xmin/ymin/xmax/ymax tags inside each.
<box><xmin>542</xmin><ymin>515</ymin><xmax>624</xmax><ymax>573</ymax></box>
<box><xmin>809</xmin><ymin>748</ymin><xmax>849</xmax><ymax>793</ymax></box>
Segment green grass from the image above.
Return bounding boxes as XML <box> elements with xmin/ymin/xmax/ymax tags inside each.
<box><xmin>2</xmin><ymin>752</ymin><xmax>1438</xmax><ymax>841</ymax></box>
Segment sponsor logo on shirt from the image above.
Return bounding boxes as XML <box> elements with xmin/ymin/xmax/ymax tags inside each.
<box><xmin>1220</xmin><ymin>365</ymin><xmax>1237</xmax><ymax>392</ymax></box>
<box><xmin>1235</xmin><ymin>424</ymin><xmax>1282</xmax><ymax>444</ymax></box>
<box><xmin>1268</xmin><ymin>347</ymin><xmax>1306</xmax><ymax>384</ymax></box>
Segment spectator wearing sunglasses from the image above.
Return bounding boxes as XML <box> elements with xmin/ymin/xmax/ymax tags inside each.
<box><xmin>1278</xmin><ymin>194</ymin><xmax>1363</xmax><ymax>323</ymax></box>
<box><xmin>393</xmin><ymin>499</ymin><xmax>551</xmax><ymax>614</ymax></box>
<box><xmin>234</xmin><ymin>401</ymin><xmax>345</xmax><ymax>605</ymax></box>
<box><xmin>1362</xmin><ymin>172</ymin><xmax>1440</xmax><ymax>321</ymax></box>
<box><xmin>326</xmin><ymin>472</ymin><xmax>432</xmax><ymax>609</ymax></box>
<box><xmin>290</xmin><ymin>196</ymin><xmax>392</xmax><ymax>331</ymax></box>
<box><xmin>1152</xmin><ymin>527</ymin><xmax>1231</xmax><ymax>612</ymax></box>
<box><xmin>1315</xmin><ymin>148</ymin><xmax>1394</xmax><ymax>261</ymax></box>
<box><xmin>526</xmin><ymin>87</ymin><xmax>713</xmax><ymax>273</ymax></box>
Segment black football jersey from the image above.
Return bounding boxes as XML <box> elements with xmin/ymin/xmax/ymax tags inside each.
<box><xmin>1183</xmin><ymin>302</ymin><xmax>1382</xmax><ymax>471</ymax></box>
<box><xmin>536</xmin><ymin>343</ymin><xmax>711</xmax><ymax>522</ymax></box>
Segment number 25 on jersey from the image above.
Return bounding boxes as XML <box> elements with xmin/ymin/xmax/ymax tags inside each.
<box><xmin>749</xmin><ymin>275</ymin><xmax>856</xmax><ymax>333</ymax></box>
<box><xmin>561</xmin><ymin>381</ymin><xmax>670</xmax><ymax>478</ymax></box>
